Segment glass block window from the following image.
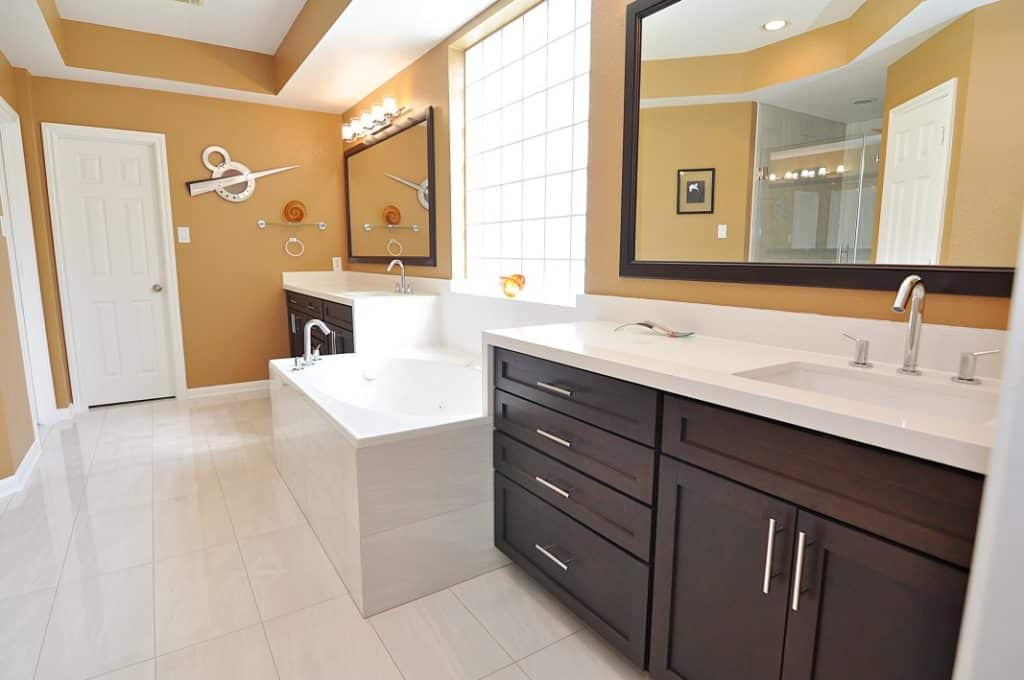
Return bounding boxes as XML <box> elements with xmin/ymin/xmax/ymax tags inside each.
<box><xmin>464</xmin><ymin>0</ymin><xmax>590</xmax><ymax>304</ymax></box>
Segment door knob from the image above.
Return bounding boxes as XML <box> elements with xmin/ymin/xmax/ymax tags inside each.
<box><xmin>152</xmin><ymin>284</ymin><xmax>164</xmax><ymax>292</ymax></box>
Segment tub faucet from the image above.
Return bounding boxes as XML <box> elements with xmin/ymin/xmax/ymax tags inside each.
<box><xmin>303</xmin><ymin>319</ymin><xmax>330</xmax><ymax>366</ymax></box>
<box><xmin>892</xmin><ymin>274</ymin><xmax>926</xmax><ymax>375</ymax></box>
<box><xmin>388</xmin><ymin>258</ymin><xmax>412</xmax><ymax>294</ymax></box>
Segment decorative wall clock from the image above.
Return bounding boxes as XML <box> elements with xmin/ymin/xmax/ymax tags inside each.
<box><xmin>186</xmin><ymin>146</ymin><xmax>298</xmax><ymax>202</ymax></box>
<box><xmin>385</xmin><ymin>173</ymin><xmax>430</xmax><ymax>210</ymax></box>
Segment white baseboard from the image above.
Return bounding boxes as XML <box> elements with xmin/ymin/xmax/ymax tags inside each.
<box><xmin>186</xmin><ymin>380</ymin><xmax>270</xmax><ymax>399</ymax></box>
<box><xmin>53</xmin><ymin>406</ymin><xmax>75</xmax><ymax>422</ymax></box>
<box><xmin>0</xmin><ymin>437</ymin><xmax>43</xmax><ymax>498</ymax></box>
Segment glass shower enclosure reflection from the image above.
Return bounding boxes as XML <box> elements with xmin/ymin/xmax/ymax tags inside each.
<box><xmin>750</xmin><ymin>107</ymin><xmax>882</xmax><ymax>265</ymax></box>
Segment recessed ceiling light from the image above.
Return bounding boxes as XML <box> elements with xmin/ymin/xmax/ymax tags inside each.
<box><xmin>762</xmin><ymin>19</ymin><xmax>789</xmax><ymax>31</ymax></box>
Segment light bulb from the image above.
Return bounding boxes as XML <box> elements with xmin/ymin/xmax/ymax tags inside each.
<box><xmin>837</xmin><ymin>164</ymin><xmax>847</xmax><ymax>173</ymax></box>
<box><xmin>371</xmin><ymin>104</ymin><xmax>384</xmax><ymax>122</ymax></box>
<box><xmin>382</xmin><ymin>96</ymin><xmax>399</xmax><ymax>115</ymax></box>
<box><xmin>818</xmin><ymin>167</ymin><xmax>828</xmax><ymax>176</ymax></box>
<box><xmin>763</xmin><ymin>19</ymin><xmax>788</xmax><ymax>31</ymax></box>
<box><xmin>342</xmin><ymin>125</ymin><xmax>353</xmax><ymax>141</ymax></box>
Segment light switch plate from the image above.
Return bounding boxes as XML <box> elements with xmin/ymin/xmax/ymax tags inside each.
<box><xmin>177</xmin><ymin>226</ymin><xmax>191</xmax><ymax>244</ymax></box>
<box><xmin>332</xmin><ymin>256</ymin><xmax>342</xmax><ymax>271</ymax></box>
<box><xmin>717</xmin><ymin>224</ymin><xmax>728</xmax><ymax>239</ymax></box>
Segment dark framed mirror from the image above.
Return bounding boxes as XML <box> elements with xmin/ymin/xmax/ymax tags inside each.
<box><xmin>620</xmin><ymin>0</ymin><xmax>1019</xmax><ymax>296</ymax></box>
<box><xmin>345</xmin><ymin>106</ymin><xmax>437</xmax><ymax>266</ymax></box>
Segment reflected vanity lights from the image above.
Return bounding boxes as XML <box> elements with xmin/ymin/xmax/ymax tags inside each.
<box><xmin>342</xmin><ymin>96</ymin><xmax>408</xmax><ymax>142</ymax></box>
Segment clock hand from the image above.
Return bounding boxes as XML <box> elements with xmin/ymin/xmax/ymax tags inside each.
<box><xmin>187</xmin><ymin>165</ymin><xmax>299</xmax><ymax>197</ymax></box>
<box><xmin>384</xmin><ymin>173</ymin><xmax>425</xmax><ymax>192</ymax></box>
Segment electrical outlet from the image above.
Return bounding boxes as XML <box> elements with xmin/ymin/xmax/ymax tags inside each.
<box><xmin>177</xmin><ymin>226</ymin><xmax>191</xmax><ymax>244</ymax></box>
<box><xmin>332</xmin><ymin>257</ymin><xmax>343</xmax><ymax>271</ymax></box>
<box><xmin>717</xmin><ymin>224</ymin><xmax>728</xmax><ymax>239</ymax></box>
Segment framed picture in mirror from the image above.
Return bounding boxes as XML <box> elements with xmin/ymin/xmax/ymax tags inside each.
<box><xmin>619</xmin><ymin>0</ymin><xmax>1020</xmax><ymax>296</ymax></box>
<box><xmin>677</xmin><ymin>168</ymin><xmax>715</xmax><ymax>215</ymax></box>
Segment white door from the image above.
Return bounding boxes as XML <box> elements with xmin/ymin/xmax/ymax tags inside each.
<box><xmin>45</xmin><ymin>126</ymin><xmax>177</xmax><ymax>407</ymax></box>
<box><xmin>876</xmin><ymin>78</ymin><xmax>957</xmax><ymax>265</ymax></box>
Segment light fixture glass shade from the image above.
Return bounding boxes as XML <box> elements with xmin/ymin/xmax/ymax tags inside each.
<box><xmin>382</xmin><ymin>96</ymin><xmax>399</xmax><ymax>115</ymax></box>
<box><xmin>763</xmin><ymin>19</ymin><xmax>789</xmax><ymax>31</ymax></box>
<box><xmin>350</xmin><ymin>117</ymin><xmax>363</xmax><ymax>133</ymax></box>
<box><xmin>371</xmin><ymin>104</ymin><xmax>384</xmax><ymax>121</ymax></box>
<box><xmin>360</xmin><ymin>112</ymin><xmax>374</xmax><ymax>129</ymax></box>
<box><xmin>342</xmin><ymin>125</ymin><xmax>353</xmax><ymax>141</ymax></box>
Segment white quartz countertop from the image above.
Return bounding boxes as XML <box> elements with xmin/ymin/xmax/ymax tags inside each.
<box><xmin>484</xmin><ymin>321</ymin><xmax>996</xmax><ymax>474</ymax></box>
<box><xmin>284</xmin><ymin>281</ymin><xmax>436</xmax><ymax>306</ymax></box>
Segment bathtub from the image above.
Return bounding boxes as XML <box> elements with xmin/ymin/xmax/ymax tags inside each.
<box><xmin>269</xmin><ymin>351</ymin><xmax>506</xmax><ymax>616</ymax></box>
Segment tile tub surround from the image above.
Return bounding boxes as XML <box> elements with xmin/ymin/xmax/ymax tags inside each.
<box><xmin>270</xmin><ymin>353</ymin><xmax>505</xmax><ymax>616</ymax></box>
<box><xmin>0</xmin><ymin>396</ymin><xmax>639</xmax><ymax>680</ymax></box>
<box><xmin>485</xmin><ymin>321</ymin><xmax>998</xmax><ymax>474</ymax></box>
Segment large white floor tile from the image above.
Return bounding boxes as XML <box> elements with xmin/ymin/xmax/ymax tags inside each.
<box><xmin>153</xmin><ymin>454</ymin><xmax>221</xmax><ymax>501</ymax></box>
<box><xmin>264</xmin><ymin>597</ymin><xmax>403</xmax><ymax>680</ymax></box>
<box><xmin>62</xmin><ymin>502</ymin><xmax>153</xmax><ymax>582</ymax></box>
<box><xmin>153</xmin><ymin>492</ymin><xmax>236</xmax><ymax>560</ymax></box>
<box><xmin>452</xmin><ymin>566</ymin><xmax>582</xmax><ymax>660</ymax></box>
<box><xmin>155</xmin><ymin>624</ymin><xmax>278</xmax><ymax>680</ymax></box>
<box><xmin>35</xmin><ymin>564</ymin><xmax>154</xmax><ymax>680</ymax></box>
<box><xmin>0</xmin><ymin>511</ymin><xmax>73</xmax><ymax>600</ymax></box>
<box><xmin>84</xmin><ymin>465</ymin><xmax>153</xmax><ymax>513</ymax></box>
<box><xmin>154</xmin><ymin>544</ymin><xmax>260</xmax><ymax>655</ymax></box>
<box><xmin>221</xmin><ymin>476</ymin><xmax>305</xmax><ymax>539</ymax></box>
<box><xmin>372</xmin><ymin>589</ymin><xmax>512</xmax><ymax>680</ymax></box>
<box><xmin>517</xmin><ymin>630</ymin><xmax>647</xmax><ymax>680</ymax></box>
<box><xmin>238</xmin><ymin>524</ymin><xmax>344</xmax><ymax>620</ymax></box>
<box><xmin>211</xmin><ymin>445</ymin><xmax>281</xmax><ymax>488</ymax></box>
<box><xmin>0</xmin><ymin>588</ymin><xmax>56</xmax><ymax>680</ymax></box>
<box><xmin>482</xmin><ymin>667</ymin><xmax>530</xmax><ymax>680</ymax></box>
<box><xmin>89</xmin><ymin>435</ymin><xmax>155</xmax><ymax>476</ymax></box>
<box><xmin>91</xmin><ymin>660</ymin><xmax>155</xmax><ymax>680</ymax></box>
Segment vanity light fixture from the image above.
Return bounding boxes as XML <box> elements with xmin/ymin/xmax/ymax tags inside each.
<box><xmin>762</xmin><ymin>19</ymin><xmax>789</xmax><ymax>31</ymax></box>
<box><xmin>342</xmin><ymin>96</ymin><xmax>409</xmax><ymax>142</ymax></box>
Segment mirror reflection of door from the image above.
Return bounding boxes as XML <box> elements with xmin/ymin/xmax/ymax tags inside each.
<box><xmin>633</xmin><ymin>0</ymin><xmax>1023</xmax><ymax>269</ymax></box>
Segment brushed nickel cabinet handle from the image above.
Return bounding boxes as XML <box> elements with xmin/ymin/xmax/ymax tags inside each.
<box><xmin>536</xmin><ymin>381</ymin><xmax>572</xmax><ymax>398</ymax></box>
<box><xmin>762</xmin><ymin>518</ymin><xmax>777</xmax><ymax>595</ymax></box>
<box><xmin>536</xmin><ymin>428</ymin><xmax>572</xmax><ymax>448</ymax></box>
<box><xmin>792</xmin><ymin>531</ymin><xmax>808</xmax><ymax>611</ymax></box>
<box><xmin>534</xmin><ymin>544</ymin><xmax>573</xmax><ymax>571</ymax></box>
<box><xmin>534</xmin><ymin>475</ymin><xmax>572</xmax><ymax>499</ymax></box>
<box><xmin>290</xmin><ymin>313</ymin><xmax>297</xmax><ymax>334</ymax></box>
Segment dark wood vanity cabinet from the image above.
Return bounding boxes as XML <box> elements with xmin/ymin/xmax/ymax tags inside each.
<box><xmin>491</xmin><ymin>348</ymin><xmax>983</xmax><ymax>678</ymax></box>
<box><xmin>284</xmin><ymin>292</ymin><xmax>354</xmax><ymax>356</ymax></box>
<box><xmin>650</xmin><ymin>457</ymin><xmax>969</xmax><ymax>680</ymax></box>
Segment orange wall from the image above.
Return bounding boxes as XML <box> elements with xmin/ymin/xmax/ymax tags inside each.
<box><xmin>636</xmin><ymin>103</ymin><xmax>755</xmax><ymax>262</ymax></box>
<box><xmin>0</xmin><ymin>51</ymin><xmax>36</xmax><ymax>477</ymax></box>
<box><xmin>585</xmin><ymin>0</ymin><xmax>1009</xmax><ymax>330</ymax></box>
<box><xmin>19</xmin><ymin>77</ymin><xmax>346</xmax><ymax>404</ymax></box>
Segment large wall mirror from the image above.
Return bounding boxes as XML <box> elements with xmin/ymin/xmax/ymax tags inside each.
<box><xmin>620</xmin><ymin>0</ymin><xmax>1020</xmax><ymax>295</ymax></box>
<box><xmin>346</xmin><ymin>107</ymin><xmax>437</xmax><ymax>265</ymax></box>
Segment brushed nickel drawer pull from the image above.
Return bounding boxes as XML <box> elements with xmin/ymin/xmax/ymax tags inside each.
<box><xmin>536</xmin><ymin>381</ymin><xmax>572</xmax><ymax>398</ymax></box>
<box><xmin>762</xmin><ymin>518</ymin><xmax>777</xmax><ymax>595</ymax></box>
<box><xmin>536</xmin><ymin>428</ymin><xmax>572</xmax><ymax>448</ymax></box>
<box><xmin>534</xmin><ymin>475</ymin><xmax>572</xmax><ymax>499</ymax></box>
<box><xmin>534</xmin><ymin>544</ymin><xmax>573</xmax><ymax>571</ymax></box>
<box><xmin>791</xmin><ymin>531</ymin><xmax>807</xmax><ymax>611</ymax></box>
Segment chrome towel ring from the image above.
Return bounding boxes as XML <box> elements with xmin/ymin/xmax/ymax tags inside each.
<box><xmin>284</xmin><ymin>236</ymin><xmax>305</xmax><ymax>257</ymax></box>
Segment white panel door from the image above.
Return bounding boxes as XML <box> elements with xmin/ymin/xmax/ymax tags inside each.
<box><xmin>876</xmin><ymin>78</ymin><xmax>957</xmax><ymax>265</ymax></box>
<box><xmin>48</xmin><ymin>133</ymin><xmax>175</xmax><ymax>407</ymax></box>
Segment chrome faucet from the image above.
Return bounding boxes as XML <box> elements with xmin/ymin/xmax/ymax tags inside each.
<box><xmin>892</xmin><ymin>274</ymin><xmax>926</xmax><ymax>375</ymax></box>
<box><xmin>387</xmin><ymin>258</ymin><xmax>412</xmax><ymax>294</ymax></box>
<box><xmin>302</xmin><ymin>319</ymin><xmax>330</xmax><ymax>366</ymax></box>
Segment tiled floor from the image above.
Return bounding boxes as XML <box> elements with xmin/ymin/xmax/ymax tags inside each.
<box><xmin>0</xmin><ymin>394</ymin><xmax>647</xmax><ymax>680</ymax></box>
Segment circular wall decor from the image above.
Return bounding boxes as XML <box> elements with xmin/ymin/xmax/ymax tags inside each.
<box><xmin>283</xmin><ymin>200</ymin><xmax>307</xmax><ymax>223</ymax></box>
<box><xmin>201</xmin><ymin>146</ymin><xmax>255</xmax><ymax>203</ymax></box>
<box><xmin>382</xmin><ymin>204</ymin><xmax>402</xmax><ymax>225</ymax></box>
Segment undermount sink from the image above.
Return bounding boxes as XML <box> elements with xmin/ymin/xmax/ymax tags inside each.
<box><xmin>735</xmin><ymin>362</ymin><xmax>1000</xmax><ymax>425</ymax></box>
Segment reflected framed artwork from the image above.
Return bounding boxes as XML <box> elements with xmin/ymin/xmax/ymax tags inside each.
<box><xmin>676</xmin><ymin>168</ymin><xmax>714</xmax><ymax>215</ymax></box>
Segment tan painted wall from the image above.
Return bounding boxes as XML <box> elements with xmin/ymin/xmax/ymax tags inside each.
<box><xmin>348</xmin><ymin>123</ymin><xmax>431</xmax><ymax>258</ymax></box>
<box><xmin>0</xmin><ymin>51</ymin><xmax>36</xmax><ymax>478</ymax></box>
<box><xmin>19</xmin><ymin>77</ymin><xmax>346</xmax><ymax>404</ymax></box>
<box><xmin>587</xmin><ymin>0</ymin><xmax>1009</xmax><ymax>329</ymax></box>
<box><xmin>636</xmin><ymin>103</ymin><xmax>754</xmax><ymax>262</ymax></box>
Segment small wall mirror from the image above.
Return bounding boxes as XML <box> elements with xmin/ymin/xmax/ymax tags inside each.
<box><xmin>620</xmin><ymin>0</ymin><xmax>1020</xmax><ymax>295</ymax></box>
<box><xmin>346</xmin><ymin>107</ymin><xmax>437</xmax><ymax>265</ymax></box>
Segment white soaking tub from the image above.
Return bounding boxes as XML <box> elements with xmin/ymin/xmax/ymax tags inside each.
<box><xmin>269</xmin><ymin>351</ymin><xmax>506</xmax><ymax>616</ymax></box>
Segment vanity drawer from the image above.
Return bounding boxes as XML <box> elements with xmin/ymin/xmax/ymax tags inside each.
<box><xmin>661</xmin><ymin>395</ymin><xmax>984</xmax><ymax>567</ymax></box>
<box><xmin>285</xmin><ymin>291</ymin><xmax>324</xmax><ymax>317</ymax></box>
<box><xmin>493</xmin><ymin>348</ymin><xmax>657</xmax><ymax>446</ymax></box>
<box><xmin>495</xmin><ymin>473</ymin><xmax>649</xmax><ymax>666</ymax></box>
<box><xmin>494</xmin><ymin>431</ymin><xmax>652</xmax><ymax>560</ymax></box>
<box><xmin>494</xmin><ymin>390</ymin><xmax>655</xmax><ymax>504</ymax></box>
<box><xmin>323</xmin><ymin>300</ymin><xmax>353</xmax><ymax>329</ymax></box>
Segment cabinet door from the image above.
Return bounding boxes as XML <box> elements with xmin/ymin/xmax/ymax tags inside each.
<box><xmin>781</xmin><ymin>512</ymin><xmax>967</xmax><ymax>680</ymax></box>
<box><xmin>339</xmin><ymin>328</ymin><xmax>355</xmax><ymax>353</ymax></box>
<box><xmin>650</xmin><ymin>458</ymin><xmax>796</xmax><ymax>680</ymax></box>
